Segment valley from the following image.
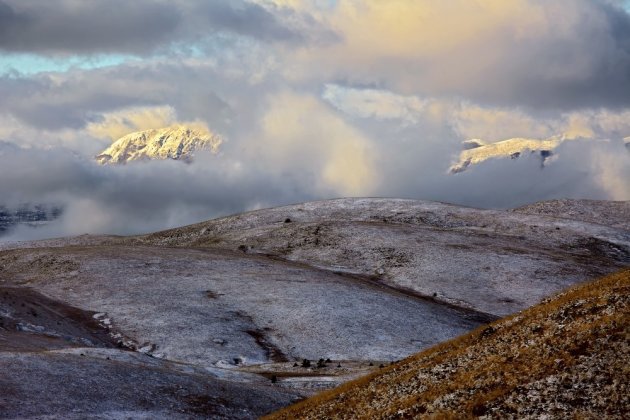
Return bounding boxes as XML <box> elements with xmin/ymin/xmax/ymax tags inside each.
<box><xmin>0</xmin><ymin>198</ymin><xmax>628</xmax><ymax>418</ymax></box>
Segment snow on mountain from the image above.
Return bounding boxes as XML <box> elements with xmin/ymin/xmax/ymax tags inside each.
<box><xmin>95</xmin><ymin>125</ymin><xmax>222</xmax><ymax>165</ymax></box>
<box><xmin>452</xmin><ymin>134</ymin><xmax>630</xmax><ymax>174</ymax></box>
<box><xmin>450</xmin><ymin>136</ymin><xmax>562</xmax><ymax>173</ymax></box>
<box><xmin>0</xmin><ymin>204</ymin><xmax>63</xmax><ymax>235</ymax></box>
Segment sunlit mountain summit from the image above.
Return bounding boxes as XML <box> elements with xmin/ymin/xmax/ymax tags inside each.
<box><xmin>95</xmin><ymin>125</ymin><xmax>222</xmax><ymax>165</ymax></box>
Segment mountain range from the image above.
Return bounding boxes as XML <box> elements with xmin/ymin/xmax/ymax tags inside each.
<box><xmin>97</xmin><ymin>127</ymin><xmax>628</xmax><ymax>174</ymax></box>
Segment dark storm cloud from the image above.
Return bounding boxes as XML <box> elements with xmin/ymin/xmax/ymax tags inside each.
<box><xmin>299</xmin><ymin>0</ymin><xmax>630</xmax><ymax>110</ymax></box>
<box><xmin>469</xmin><ymin>0</ymin><xmax>630</xmax><ymax>109</ymax></box>
<box><xmin>494</xmin><ymin>1</ymin><xmax>630</xmax><ymax>110</ymax></box>
<box><xmin>0</xmin><ymin>0</ymin><xmax>301</xmax><ymax>55</ymax></box>
<box><xmin>0</xmin><ymin>62</ymin><xmax>231</xmax><ymax>131</ymax></box>
<box><xmin>0</xmin><ymin>0</ymin><xmax>181</xmax><ymax>54</ymax></box>
<box><xmin>187</xmin><ymin>1</ymin><xmax>302</xmax><ymax>43</ymax></box>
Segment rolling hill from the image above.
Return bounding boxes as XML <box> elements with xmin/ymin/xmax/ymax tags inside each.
<box><xmin>267</xmin><ymin>268</ymin><xmax>630</xmax><ymax>419</ymax></box>
<box><xmin>0</xmin><ymin>198</ymin><xmax>628</xmax><ymax>418</ymax></box>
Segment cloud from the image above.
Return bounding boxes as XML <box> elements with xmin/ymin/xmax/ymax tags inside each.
<box><xmin>254</xmin><ymin>91</ymin><xmax>378</xmax><ymax>196</ymax></box>
<box><xmin>0</xmin><ymin>0</ymin><xmax>628</xmax><ymax>243</ymax></box>
<box><xmin>0</xmin><ymin>145</ymin><xmax>319</xmax><ymax>241</ymax></box>
<box><xmin>322</xmin><ymin>84</ymin><xmax>428</xmax><ymax>124</ymax></box>
<box><xmin>0</xmin><ymin>61</ymin><xmax>231</xmax><ymax>132</ymax></box>
<box><xmin>86</xmin><ymin>106</ymin><xmax>179</xmax><ymax>141</ymax></box>
<box><xmin>0</xmin><ymin>0</ymin><xmax>302</xmax><ymax>57</ymax></box>
<box><xmin>0</xmin><ymin>0</ymin><xmax>181</xmax><ymax>55</ymax></box>
<box><xmin>588</xmin><ymin>140</ymin><xmax>630</xmax><ymax>198</ymax></box>
<box><xmin>85</xmin><ymin>106</ymin><xmax>215</xmax><ymax>142</ymax></box>
<box><xmin>323</xmin><ymin>84</ymin><xmax>630</xmax><ymax>142</ymax></box>
<box><xmin>187</xmin><ymin>1</ymin><xmax>302</xmax><ymax>43</ymax></box>
<box><xmin>284</xmin><ymin>0</ymin><xmax>630</xmax><ymax>109</ymax></box>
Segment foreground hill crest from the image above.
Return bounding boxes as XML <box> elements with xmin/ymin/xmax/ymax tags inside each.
<box><xmin>268</xmin><ymin>269</ymin><xmax>630</xmax><ymax>419</ymax></box>
<box><xmin>95</xmin><ymin>125</ymin><xmax>222</xmax><ymax>164</ymax></box>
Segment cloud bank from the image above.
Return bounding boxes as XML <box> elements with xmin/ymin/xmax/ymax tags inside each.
<box><xmin>0</xmin><ymin>0</ymin><xmax>303</xmax><ymax>55</ymax></box>
<box><xmin>0</xmin><ymin>0</ymin><xmax>628</xmax><ymax>240</ymax></box>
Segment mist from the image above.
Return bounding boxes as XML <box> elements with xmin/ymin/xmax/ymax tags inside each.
<box><xmin>0</xmin><ymin>0</ymin><xmax>628</xmax><ymax>241</ymax></box>
<box><xmin>1</xmin><ymin>133</ymin><xmax>627</xmax><ymax>242</ymax></box>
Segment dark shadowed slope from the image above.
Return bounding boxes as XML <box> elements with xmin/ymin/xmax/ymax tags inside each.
<box><xmin>0</xmin><ymin>350</ymin><xmax>300</xmax><ymax>419</ymax></box>
<box><xmin>267</xmin><ymin>268</ymin><xmax>630</xmax><ymax>419</ymax></box>
<box><xmin>0</xmin><ymin>284</ymin><xmax>301</xmax><ymax>419</ymax></box>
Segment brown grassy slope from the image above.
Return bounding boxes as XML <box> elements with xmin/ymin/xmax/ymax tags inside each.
<box><xmin>266</xmin><ymin>269</ymin><xmax>630</xmax><ymax>419</ymax></box>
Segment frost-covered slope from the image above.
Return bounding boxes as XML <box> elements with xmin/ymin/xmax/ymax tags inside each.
<box><xmin>0</xmin><ymin>246</ymin><xmax>484</xmax><ymax>366</ymax></box>
<box><xmin>95</xmin><ymin>125</ymin><xmax>222</xmax><ymax>164</ymax></box>
<box><xmin>1</xmin><ymin>197</ymin><xmax>628</xmax><ymax>418</ymax></box>
<box><xmin>135</xmin><ymin>198</ymin><xmax>630</xmax><ymax>316</ymax></box>
<box><xmin>513</xmin><ymin>199</ymin><xmax>630</xmax><ymax>231</ymax></box>
<box><xmin>268</xmin><ymin>269</ymin><xmax>630</xmax><ymax>419</ymax></box>
<box><xmin>450</xmin><ymin>136</ymin><xmax>562</xmax><ymax>173</ymax></box>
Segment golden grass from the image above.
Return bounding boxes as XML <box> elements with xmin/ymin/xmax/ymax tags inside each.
<box><xmin>266</xmin><ymin>268</ymin><xmax>630</xmax><ymax>419</ymax></box>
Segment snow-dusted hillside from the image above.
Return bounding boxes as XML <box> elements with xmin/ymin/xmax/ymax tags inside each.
<box><xmin>450</xmin><ymin>136</ymin><xmax>562</xmax><ymax>173</ymax></box>
<box><xmin>269</xmin><ymin>269</ymin><xmax>630</xmax><ymax>419</ymax></box>
<box><xmin>513</xmin><ymin>199</ymin><xmax>630</xmax><ymax>230</ymax></box>
<box><xmin>1</xmin><ymin>197</ymin><xmax>628</xmax><ymax>418</ymax></box>
<box><xmin>135</xmin><ymin>198</ymin><xmax>630</xmax><ymax>316</ymax></box>
<box><xmin>95</xmin><ymin>125</ymin><xmax>222</xmax><ymax>164</ymax></box>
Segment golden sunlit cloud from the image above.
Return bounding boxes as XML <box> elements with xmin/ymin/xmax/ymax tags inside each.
<box><xmin>257</xmin><ymin>91</ymin><xmax>377</xmax><ymax>196</ymax></box>
<box><xmin>86</xmin><ymin>106</ymin><xmax>213</xmax><ymax>142</ymax></box>
<box><xmin>323</xmin><ymin>84</ymin><xmax>630</xmax><ymax>143</ymax></box>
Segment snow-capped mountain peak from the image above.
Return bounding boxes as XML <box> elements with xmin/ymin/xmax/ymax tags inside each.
<box><xmin>95</xmin><ymin>125</ymin><xmax>222</xmax><ymax>165</ymax></box>
<box><xmin>450</xmin><ymin>136</ymin><xmax>562</xmax><ymax>173</ymax></box>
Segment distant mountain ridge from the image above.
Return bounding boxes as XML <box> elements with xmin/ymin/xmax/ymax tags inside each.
<box><xmin>95</xmin><ymin>125</ymin><xmax>222</xmax><ymax>165</ymax></box>
<box><xmin>0</xmin><ymin>205</ymin><xmax>62</xmax><ymax>235</ymax></box>
<box><xmin>450</xmin><ymin>136</ymin><xmax>561</xmax><ymax>173</ymax></box>
<box><xmin>451</xmin><ymin>135</ymin><xmax>630</xmax><ymax>173</ymax></box>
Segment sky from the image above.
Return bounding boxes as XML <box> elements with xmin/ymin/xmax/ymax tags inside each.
<box><xmin>0</xmin><ymin>0</ymin><xmax>629</xmax><ymax>240</ymax></box>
